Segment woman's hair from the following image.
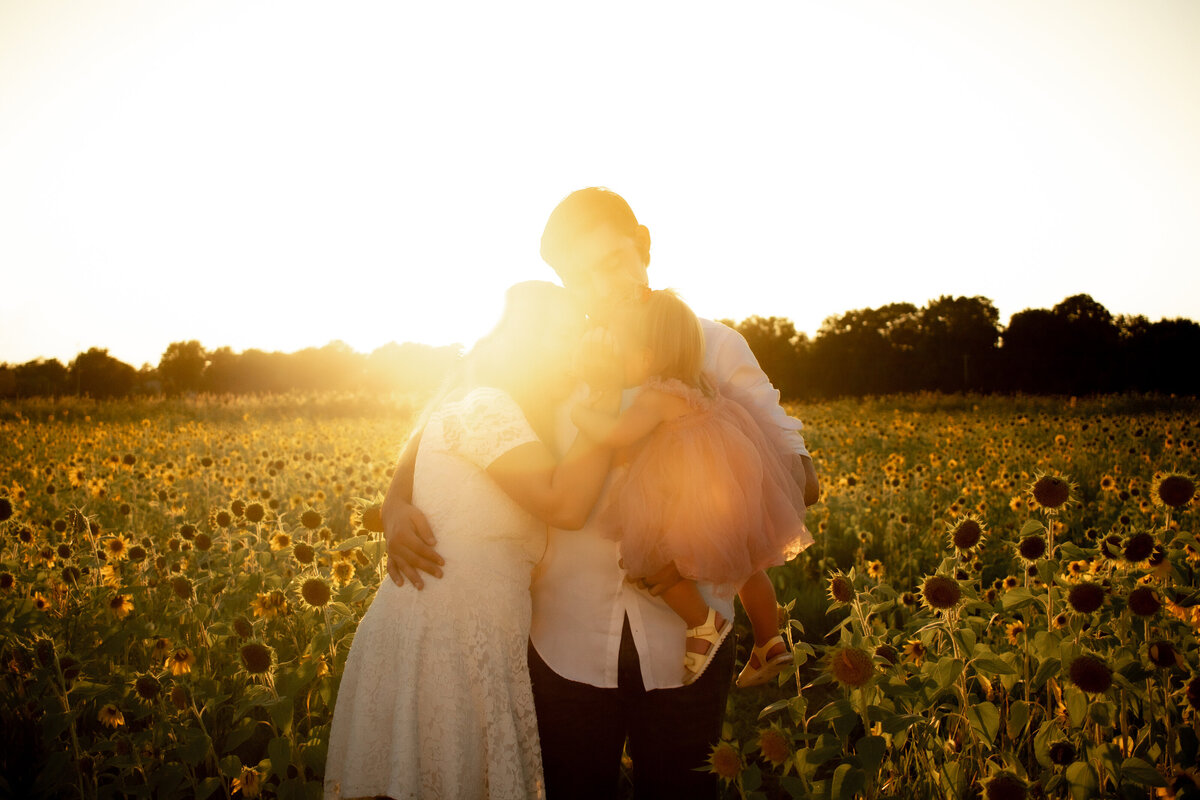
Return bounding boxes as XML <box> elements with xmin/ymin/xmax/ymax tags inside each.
<box><xmin>540</xmin><ymin>187</ymin><xmax>651</xmax><ymax>280</ymax></box>
<box><xmin>622</xmin><ymin>289</ymin><xmax>707</xmax><ymax>389</ymax></box>
<box><xmin>399</xmin><ymin>281</ymin><xmax>580</xmax><ymax>459</ymax></box>
<box><xmin>466</xmin><ymin>281</ymin><xmax>582</xmax><ymax>400</ymax></box>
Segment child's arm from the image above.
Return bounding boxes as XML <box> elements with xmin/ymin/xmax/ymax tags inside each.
<box><xmin>572</xmin><ymin>389</ymin><xmax>668</xmax><ymax>449</ymax></box>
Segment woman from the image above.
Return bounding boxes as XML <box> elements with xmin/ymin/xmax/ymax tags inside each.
<box><xmin>324</xmin><ymin>281</ymin><xmax>618</xmax><ymax>800</ymax></box>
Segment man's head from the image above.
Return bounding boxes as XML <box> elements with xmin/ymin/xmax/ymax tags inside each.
<box><xmin>540</xmin><ymin>188</ymin><xmax>651</xmax><ymax>321</ymax></box>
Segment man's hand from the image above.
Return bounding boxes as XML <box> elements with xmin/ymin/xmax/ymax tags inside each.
<box><xmin>622</xmin><ymin>560</ymin><xmax>683</xmax><ymax>597</ymax></box>
<box><xmin>791</xmin><ymin>453</ymin><xmax>820</xmax><ymax>508</ymax></box>
<box><xmin>383</xmin><ymin>499</ymin><xmax>443</xmax><ymax>589</ymax></box>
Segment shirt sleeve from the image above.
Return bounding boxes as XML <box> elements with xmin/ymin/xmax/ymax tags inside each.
<box><xmin>445</xmin><ymin>387</ymin><xmax>541</xmax><ymax>469</ymax></box>
<box><xmin>702</xmin><ymin>320</ymin><xmax>810</xmax><ymax>458</ymax></box>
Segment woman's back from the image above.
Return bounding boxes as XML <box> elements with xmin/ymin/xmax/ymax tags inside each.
<box><xmin>413</xmin><ymin>386</ymin><xmax>547</xmax><ymax>586</ymax></box>
<box><xmin>324</xmin><ymin>385</ymin><xmax>547</xmax><ymax>800</ymax></box>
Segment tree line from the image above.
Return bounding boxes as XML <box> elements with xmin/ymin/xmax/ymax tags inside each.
<box><xmin>1</xmin><ymin>293</ymin><xmax>1197</xmax><ymax>400</ymax></box>
<box><xmin>724</xmin><ymin>293</ymin><xmax>1200</xmax><ymax>398</ymax></box>
<box><xmin>0</xmin><ymin>341</ymin><xmax>460</xmax><ymax>399</ymax></box>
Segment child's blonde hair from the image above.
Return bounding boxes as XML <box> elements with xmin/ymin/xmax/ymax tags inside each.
<box><xmin>623</xmin><ymin>288</ymin><xmax>707</xmax><ymax>389</ymax></box>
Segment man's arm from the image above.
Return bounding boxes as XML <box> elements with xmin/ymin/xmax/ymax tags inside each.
<box><xmin>382</xmin><ymin>427</ymin><xmax>444</xmax><ymax>589</ymax></box>
<box><xmin>705</xmin><ymin>320</ymin><xmax>820</xmax><ymax>505</ymax></box>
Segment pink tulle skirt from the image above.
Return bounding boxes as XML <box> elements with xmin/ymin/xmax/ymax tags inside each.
<box><xmin>602</xmin><ymin>382</ymin><xmax>810</xmax><ymax>588</ymax></box>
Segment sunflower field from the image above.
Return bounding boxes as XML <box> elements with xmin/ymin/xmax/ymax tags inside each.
<box><xmin>0</xmin><ymin>392</ymin><xmax>1197</xmax><ymax>800</ymax></box>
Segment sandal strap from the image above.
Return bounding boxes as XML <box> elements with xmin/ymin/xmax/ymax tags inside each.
<box><xmin>751</xmin><ymin>635</ymin><xmax>787</xmax><ymax>661</ymax></box>
<box><xmin>685</xmin><ymin>607</ymin><xmax>724</xmax><ymax>644</ymax></box>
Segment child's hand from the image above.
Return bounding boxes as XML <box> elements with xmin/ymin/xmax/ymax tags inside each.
<box><xmin>621</xmin><ymin>559</ymin><xmax>683</xmax><ymax>597</ymax></box>
<box><xmin>573</xmin><ymin>326</ymin><xmax>624</xmax><ymax>390</ymax></box>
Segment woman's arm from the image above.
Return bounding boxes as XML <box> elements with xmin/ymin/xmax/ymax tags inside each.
<box><xmin>487</xmin><ymin>396</ymin><xmax>621</xmax><ymax>530</ymax></box>
<box><xmin>571</xmin><ymin>390</ymin><xmax>666</xmax><ymax>450</ymax></box>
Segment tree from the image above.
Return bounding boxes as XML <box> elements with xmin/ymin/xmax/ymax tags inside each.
<box><xmin>721</xmin><ymin>316</ymin><xmax>807</xmax><ymax>399</ymax></box>
<box><xmin>1052</xmin><ymin>294</ymin><xmax>1118</xmax><ymax>394</ymax></box>
<box><xmin>914</xmin><ymin>296</ymin><xmax>1001</xmax><ymax>391</ymax></box>
<box><xmin>11</xmin><ymin>359</ymin><xmax>69</xmax><ymax>397</ymax></box>
<box><xmin>1118</xmin><ymin>315</ymin><xmax>1200</xmax><ymax>394</ymax></box>
<box><xmin>158</xmin><ymin>341</ymin><xmax>208</xmax><ymax>395</ymax></box>
<box><xmin>68</xmin><ymin>349</ymin><xmax>136</xmax><ymax>398</ymax></box>
<box><xmin>809</xmin><ymin>303</ymin><xmax>921</xmax><ymax>396</ymax></box>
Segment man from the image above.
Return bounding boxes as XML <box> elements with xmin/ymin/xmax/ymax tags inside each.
<box><xmin>383</xmin><ymin>188</ymin><xmax>819</xmax><ymax>798</ymax></box>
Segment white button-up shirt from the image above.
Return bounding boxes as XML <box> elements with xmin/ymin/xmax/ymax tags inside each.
<box><xmin>529</xmin><ymin>318</ymin><xmax>809</xmax><ymax>690</ymax></box>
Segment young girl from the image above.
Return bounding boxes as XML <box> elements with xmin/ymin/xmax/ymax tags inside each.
<box><xmin>572</xmin><ymin>288</ymin><xmax>811</xmax><ymax>687</ymax></box>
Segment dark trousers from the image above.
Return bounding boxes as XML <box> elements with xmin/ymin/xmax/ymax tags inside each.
<box><xmin>528</xmin><ymin>617</ymin><xmax>735</xmax><ymax>800</ymax></box>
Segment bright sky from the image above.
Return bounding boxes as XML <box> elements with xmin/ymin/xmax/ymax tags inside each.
<box><xmin>2</xmin><ymin>0</ymin><xmax>1198</xmax><ymax>368</ymax></box>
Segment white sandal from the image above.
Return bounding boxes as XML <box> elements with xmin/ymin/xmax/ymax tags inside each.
<box><xmin>682</xmin><ymin>607</ymin><xmax>733</xmax><ymax>686</ymax></box>
<box><xmin>735</xmin><ymin>635</ymin><xmax>792</xmax><ymax>688</ymax></box>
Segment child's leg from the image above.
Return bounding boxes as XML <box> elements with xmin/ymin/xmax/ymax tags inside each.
<box><xmin>658</xmin><ymin>577</ymin><xmax>726</xmax><ymax>656</ymax></box>
<box><xmin>738</xmin><ymin>570</ymin><xmax>787</xmax><ymax>659</ymax></box>
<box><xmin>658</xmin><ymin>577</ymin><xmax>713</xmax><ymax>628</ymax></box>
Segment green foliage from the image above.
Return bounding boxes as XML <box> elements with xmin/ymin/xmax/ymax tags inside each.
<box><xmin>1</xmin><ymin>392</ymin><xmax>1198</xmax><ymax>798</ymax></box>
<box><xmin>715</xmin><ymin>393</ymin><xmax>1200</xmax><ymax>799</ymax></box>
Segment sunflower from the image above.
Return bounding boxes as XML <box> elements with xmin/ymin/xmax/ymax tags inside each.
<box><xmin>706</xmin><ymin>741</ymin><xmax>743</xmax><ymax>784</ymax></box>
<box><xmin>756</xmin><ymin>724</ymin><xmax>792</xmax><ymax>769</ymax></box>
<box><xmin>292</xmin><ymin>542</ymin><xmax>316</xmax><ymax>565</ymax></box>
<box><xmin>827</xmin><ymin>572</ymin><xmax>854</xmax><ymax>605</ymax></box>
<box><xmin>167</xmin><ymin>647</ymin><xmax>196</xmax><ymax>676</ymax></box>
<box><xmin>232</xmin><ymin>615</ymin><xmax>254</xmax><ymax>639</ymax></box>
<box><xmin>1066</xmin><ymin>560</ymin><xmax>1091</xmax><ymax>579</ymax></box>
<box><xmin>104</xmin><ymin>535</ymin><xmax>130</xmax><ymax>561</ymax></box>
<box><xmin>170</xmin><ymin>577</ymin><xmax>193</xmax><ymax>601</ymax></box>
<box><xmin>1016</xmin><ymin>534</ymin><xmax>1047</xmax><ymax>562</ymax></box>
<box><xmin>1005</xmin><ymin>620</ymin><xmax>1027</xmax><ymax>646</ymax></box>
<box><xmin>170</xmin><ymin>685</ymin><xmax>189</xmax><ymax>711</ymax></box>
<box><xmin>1154</xmin><ymin>472</ymin><xmax>1196</xmax><ymax>509</ymax></box>
<box><xmin>331</xmin><ymin>561</ymin><xmax>355</xmax><ymax>586</ymax></box>
<box><xmin>231</xmin><ymin>767</ymin><xmax>263</xmax><ymax>798</ymax></box>
<box><xmin>1148</xmin><ymin>641</ymin><xmax>1178</xmax><ymax>669</ymax></box>
<box><xmin>866</xmin><ymin>560</ymin><xmax>885</xmax><ymax>580</ymax></box>
<box><xmin>361</xmin><ymin>504</ymin><xmax>385</xmax><ymax>533</ymax></box>
<box><xmin>1069</xmin><ymin>654</ymin><xmax>1112</xmax><ymax>694</ymax></box>
<box><xmin>150</xmin><ymin>637</ymin><xmax>172</xmax><ymax>661</ymax></box>
<box><xmin>826</xmin><ymin>645</ymin><xmax>875</xmax><ymax>688</ymax></box>
<box><xmin>1120</xmin><ymin>531</ymin><xmax>1156</xmax><ymax>563</ymax></box>
<box><xmin>297</xmin><ymin>577</ymin><xmax>332</xmax><ymax>610</ymax></box>
<box><xmin>244</xmin><ymin>503</ymin><xmax>266</xmax><ymax>524</ymax></box>
<box><xmin>239</xmin><ymin>641</ymin><xmax>276</xmax><ymax>681</ymax></box>
<box><xmin>270</xmin><ymin>532</ymin><xmax>292</xmax><ymax>551</ymax></box>
<box><xmin>109</xmin><ymin>594</ymin><xmax>134</xmax><ymax>620</ymax></box>
<box><xmin>920</xmin><ymin>575</ymin><xmax>963</xmax><ymax>612</ymax></box>
<box><xmin>1066</xmin><ymin>582</ymin><xmax>1106</xmax><ymax>614</ymax></box>
<box><xmin>97</xmin><ymin>703</ymin><xmax>124</xmax><ymax>729</ymax></box>
<box><xmin>1186</xmin><ymin>677</ymin><xmax>1200</xmax><ymax>711</ymax></box>
<box><xmin>251</xmin><ymin>590</ymin><xmax>288</xmax><ymax>619</ymax></box>
<box><xmin>982</xmin><ymin>772</ymin><xmax>1026</xmax><ymax>800</ymax></box>
<box><xmin>1127</xmin><ymin>586</ymin><xmax>1161</xmax><ymax>617</ymax></box>
<box><xmin>949</xmin><ymin>516</ymin><xmax>985</xmax><ymax>553</ymax></box>
<box><xmin>1029</xmin><ymin>473</ymin><xmax>1074</xmax><ymax>512</ymax></box>
<box><xmin>1048</xmin><ymin>741</ymin><xmax>1076</xmax><ymax>766</ymax></box>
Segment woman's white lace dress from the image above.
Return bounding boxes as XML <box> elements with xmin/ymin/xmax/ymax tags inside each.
<box><xmin>324</xmin><ymin>387</ymin><xmax>547</xmax><ymax>800</ymax></box>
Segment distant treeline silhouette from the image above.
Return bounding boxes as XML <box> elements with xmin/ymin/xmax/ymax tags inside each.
<box><xmin>2</xmin><ymin>294</ymin><xmax>1197</xmax><ymax>400</ymax></box>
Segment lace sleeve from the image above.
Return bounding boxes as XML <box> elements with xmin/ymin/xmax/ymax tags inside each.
<box><xmin>441</xmin><ymin>387</ymin><xmax>540</xmax><ymax>470</ymax></box>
